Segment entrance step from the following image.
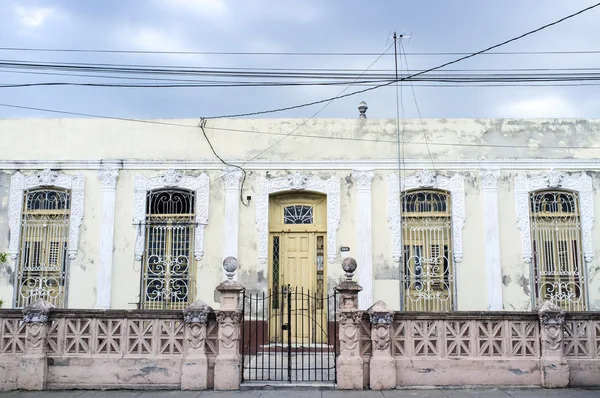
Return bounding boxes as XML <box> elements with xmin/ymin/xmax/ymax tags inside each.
<box><xmin>241</xmin><ymin>381</ymin><xmax>336</xmax><ymax>390</ymax></box>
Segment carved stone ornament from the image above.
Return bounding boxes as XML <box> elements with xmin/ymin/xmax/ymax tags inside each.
<box><xmin>133</xmin><ymin>171</ymin><xmax>209</xmax><ymax>261</ymax></box>
<box><xmin>337</xmin><ymin>311</ymin><xmax>363</xmax><ymax>325</ymax></box>
<box><xmin>515</xmin><ymin>171</ymin><xmax>594</xmax><ymax>264</ymax></box>
<box><xmin>98</xmin><ymin>168</ymin><xmax>119</xmax><ymax>188</ymax></box>
<box><xmin>372</xmin><ymin>324</ymin><xmax>391</xmax><ymax>351</ymax></box>
<box><xmin>388</xmin><ymin>171</ymin><xmax>465</xmax><ymax>263</ymax></box>
<box><xmin>288</xmin><ymin>172</ymin><xmax>309</xmax><ymax>190</ymax></box>
<box><xmin>342</xmin><ymin>257</ymin><xmax>357</xmax><ymax>281</ymax></box>
<box><xmin>161</xmin><ymin>169</ymin><xmax>183</xmax><ymax>187</ymax></box>
<box><xmin>352</xmin><ymin>169</ymin><xmax>374</xmax><ymax>190</ymax></box>
<box><xmin>368</xmin><ymin>301</ymin><xmax>393</xmax><ymax>325</ymax></box>
<box><xmin>416</xmin><ymin>169</ymin><xmax>437</xmax><ymax>187</ymax></box>
<box><xmin>216</xmin><ymin>311</ymin><xmax>242</xmax><ymax>351</ymax></box>
<box><xmin>22</xmin><ymin>299</ymin><xmax>55</xmax><ymax>323</ymax></box>
<box><xmin>538</xmin><ymin>301</ymin><xmax>565</xmax><ymax>351</ymax></box>
<box><xmin>36</xmin><ymin>168</ymin><xmax>59</xmax><ymax>185</ymax></box>
<box><xmin>481</xmin><ymin>169</ymin><xmax>500</xmax><ymax>190</ymax></box>
<box><xmin>9</xmin><ymin>171</ymin><xmax>85</xmax><ymax>261</ymax></box>
<box><xmin>26</xmin><ymin>322</ymin><xmax>46</xmax><ymax>350</ymax></box>
<box><xmin>538</xmin><ymin>300</ymin><xmax>565</xmax><ymax>326</ymax></box>
<box><xmin>256</xmin><ymin>173</ymin><xmax>340</xmax><ymax>264</ymax></box>
<box><xmin>187</xmin><ymin>324</ymin><xmax>207</xmax><ymax>350</ymax></box>
<box><xmin>223</xmin><ymin>256</ymin><xmax>239</xmax><ymax>281</ymax></box>
<box><xmin>183</xmin><ymin>300</ymin><xmax>212</xmax><ymax>324</ymax></box>
<box><xmin>545</xmin><ymin>169</ymin><xmax>564</xmax><ymax>188</ymax></box>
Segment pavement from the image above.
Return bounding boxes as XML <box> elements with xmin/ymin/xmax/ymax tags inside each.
<box><xmin>0</xmin><ymin>389</ymin><xmax>599</xmax><ymax>398</ymax></box>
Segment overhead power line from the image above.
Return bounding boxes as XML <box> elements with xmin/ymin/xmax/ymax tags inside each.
<box><xmin>2</xmin><ymin>47</ymin><xmax>600</xmax><ymax>56</ymax></box>
<box><xmin>201</xmin><ymin>1</ymin><xmax>600</xmax><ymax>119</ymax></box>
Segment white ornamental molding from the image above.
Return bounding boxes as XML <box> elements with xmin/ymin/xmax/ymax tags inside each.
<box><xmin>387</xmin><ymin>170</ymin><xmax>466</xmax><ymax>263</ymax></box>
<box><xmin>515</xmin><ymin>170</ymin><xmax>594</xmax><ymax>264</ymax></box>
<box><xmin>256</xmin><ymin>172</ymin><xmax>341</xmax><ymax>264</ymax></box>
<box><xmin>481</xmin><ymin>169</ymin><xmax>502</xmax><ymax>310</ymax></box>
<box><xmin>222</xmin><ymin>167</ymin><xmax>242</xmax><ymax>270</ymax></box>
<box><xmin>8</xmin><ymin>169</ymin><xmax>85</xmax><ymax>260</ymax></box>
<box><xmin>133</xmin><ymin>170</ymin><xmax>209</xmax><ymax>261</ymax></box>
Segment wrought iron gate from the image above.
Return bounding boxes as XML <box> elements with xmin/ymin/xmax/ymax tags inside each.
<box><xmin>241</xmin><ymin>285</ymin><xmax>337</xmax><ymax>383</ymax></box>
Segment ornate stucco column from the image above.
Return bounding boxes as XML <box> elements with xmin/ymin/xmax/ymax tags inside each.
<box><xmin>18</xmin><ymin>299</ymin><xmax>54</xmax><ymax>390</ymax></box>
<box><xmin>335</xmin><ymin>257</ymin><xmax>364</xmax><ymax>390</ymax></box>
<box><xmin>538</xmin><ymin>301</ymin><xmax>569</xmax><ymax>388</ymax></box>
<box><xmin>214</xmin><ymin>257</ymin><xmax>244</xmax><ymax>390</ymax></box>
<box><xmin>352</xmin><ymin>170</ymin><xmax>374</xmax><ymax>309</ymax></box>
<box><xmin>96</xmin><ymin>165</ymin><xmax>119</xmax><ymax>309</ymax></box>
<box><xmin>368</xmin><ymin>300</ymin><xmax>395</xmax><ymax>390</ymax></box>
<box><xmin>481</xmin><ymin>170</ymin><xmax>502</xmax><ymax>310</ymax></box>
<box><xmin>222</xmin><ymin>168</ymin><xmax>242</xmax><ymax>281</ymax></box>
<box><xmin>181</xmin><ymin>300</ymin><xmax>212</xmax><ymax>390</ymax></box>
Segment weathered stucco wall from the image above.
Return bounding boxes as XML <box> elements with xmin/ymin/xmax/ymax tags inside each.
<box><xmin>0</xmin><ymin>172</ymin><xmax>11</xmax><ymax>307</ymax></box>
<box><xmin>1</xmin><ymin>118</ymin><xmax>599</xmax><ymax>311</ymax></box>
<box><xmin>2</xmin><ymin>118</ymin><xmax>600</xmax><ymax>162</ymax></box>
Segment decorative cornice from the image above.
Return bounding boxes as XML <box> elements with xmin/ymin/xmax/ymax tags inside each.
<box><xmin>388</xmin><ymin>170</ymin><xmax>466</xmax><ymax>263</ymax></box>
<box><xmin>256</xmin><ymin>172</ymin><xmax>341</xmax><ymax>264</ymax></box>
<box><xmin>133</xmin><ymin>171</ymin><xmax>209</xmax><ymax>261</ymax></box>
<box><xmin>5</xmin><ymin>158</ymin><xmax>600</xmax><ymax>171</ymax></box>
<box><xmin>515</xmin><ymin>170</ymin><xmax>594</xmax><ymax>264</ymax></box>
<box><xmin>8</xmin><ymin>170</ymin><xmax>85</xmax><ymax>261</ymax></box>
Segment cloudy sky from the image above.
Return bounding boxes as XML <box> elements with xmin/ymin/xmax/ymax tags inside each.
<box><xmin>0</xmin><ymin>0</ymin><xmax>599</xmax><ymax>120</ymax></box>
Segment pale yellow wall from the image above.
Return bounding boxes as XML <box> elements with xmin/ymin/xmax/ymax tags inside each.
<box><xmin>586</xmin><ymin>172</ymin><xmax>600</xmax><ymax>310</ymax></box>
<box><xmin>2</xmin><ymin>118</ymin><xmax>600</xmax><ymax>162</ymax></box>
<box><xmin>0</xmin><ymin>172</ymin><xmax>12</xmax><ymax>307</ymax></box>
<box><xmin>371</xmin><ymin>172</ymin><xmax>400</xmax><ymax>310</ymax></box>
<box><xmin>67</xmin><ymin>170</ymin><xmax>100</xmax><ymax>309</ymax></box>
<box><xmin>456</xmin><ymin>172</ymin><xmax>488</xmax><ymax>310</ymax></box>
<box><xmin>498</xmin><ymin>172</ymin><xmax>533</xmax><ymax>311</ymax></box>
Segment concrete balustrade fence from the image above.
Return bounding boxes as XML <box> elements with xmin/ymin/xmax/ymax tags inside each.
<box><xmin>0</xmin><ymin>257</ymin><xmax>599</xmax><ymax>391</ymax></box>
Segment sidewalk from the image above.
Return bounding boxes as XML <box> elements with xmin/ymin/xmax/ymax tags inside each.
<box><xmin>1</xmin><ymin>388</ymin><xmax>599</xmax><ymax>398</ymax></box>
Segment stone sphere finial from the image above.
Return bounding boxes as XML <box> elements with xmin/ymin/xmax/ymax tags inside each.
<box><xmin>223</xmin><ymin>256</ymin><xmax>239</xmax><ymax>281</ymax></box>
<box><xmin>358</xmin><ymin>101</ymin><xmax>368</xmax><ymax>119</ymax></box>
<box><xmin>341</xmin><ymin>257</ymin><xmax>357</xmax><ymax>281</ymax></box>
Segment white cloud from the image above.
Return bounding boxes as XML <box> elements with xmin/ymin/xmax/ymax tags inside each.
<box><xmin>14</xmin><ymin>6</ymin><xmax>54</xmax><ymax>28</ymax></box>
<box><xmin>159</xmin><ymin>0</ymin><xmax>228</xmax><ymax>17</ymax></box>
<box><xmin>125</xmin><ymin>27</ymin><xmax>191</xmax><ymax>52</ymax></box>
<box><xmin>495</xmin><ymin>95</ymin><xmax>581</xmax><ymax>118</ymax></box>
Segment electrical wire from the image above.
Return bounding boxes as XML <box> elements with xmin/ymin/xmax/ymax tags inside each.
<box><xmin>198</xmin><ymin>118</ymin><xmax>250</xmax><ymax>207</ymax></box>
<box><xmin>401</xmin><ymin>41</ymin><xmax>436</xmax><ymax>171</ymax></box>
<box><xmin>2</xmin><ymin>47</ymin><xmax>600</xmax><ymax>56</ymax></box>
<box><xmin>209</xmin><ymin>41</ymin><xmax>397</xmax><ymax>184</ymax></box>
<box><xmin>200</xmin><ymin>1</ymin><xmax>600</xmax><ymax>119</ymax></box>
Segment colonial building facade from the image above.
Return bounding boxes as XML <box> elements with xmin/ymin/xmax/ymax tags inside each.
<box><xmin>1</xmin><ymin>117</ymin><xmax>599</xmax><ymax>314</ymax></box>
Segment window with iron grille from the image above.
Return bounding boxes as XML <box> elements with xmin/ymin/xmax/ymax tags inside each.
<box><xmin>402</xmin><ymin>189</ymin><xmax>454</xmax><ymax>311</ymax></box>
<box><xmin>16</xmin><ymin>188</ymin><xmax>70</xmax><ymax>308</ymax></box>
<box><xmin>530</xmin><ymin>190</ymin><xmax>586</xmax><ymax>310</ymax></box>
<box><xmin>141</xmin><ymin>189</ymin><xmax>195</xmax><ymax>310</ymax></box>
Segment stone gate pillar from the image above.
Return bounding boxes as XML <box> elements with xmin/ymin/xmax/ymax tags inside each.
<box><xmin>538</xmin><ymin>301</ymin><xmax>569</xmax><ymax>388</ymax></box>
<box><xmin>181</xmin><ymin>300</ymin><xmax>212</xmax><ymax>390</ymax></box>
<box><xmin>335</xmin><ymin>257</ymin><xmax>364</xmax><ymax>390</ymax></box>
<box><xmin>368</xmin><ymin>300</ymin><xmax>395</xmax><ymax>390</ymax></box>
<box><xmin>214</xmin><ymin>257</ymin><xmax>244</xmax><ymax>391</ymax></box>
<box><xmin>18</xmin><ymin>299</ymin><xmax>54</xmax><ymax>390</ymax></box>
